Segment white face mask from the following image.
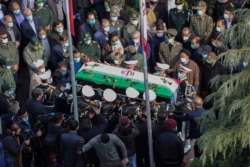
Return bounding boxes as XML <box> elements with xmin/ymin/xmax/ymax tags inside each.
<box><xmin>211</xmin><ymin>41</ymin><xmax>217</xmax><ymax>47</ymax></box>
<box><xmin>103</xmin><ymin>27</ymin><xmax>109</xmax><ymax>32</ymax></box>
<box><xmin>1</xmin><ymin>38</ymin><xmax>8</xmax><ymax>44</ymax></box>
<box><xmin>40</xmin><ymin>68</ymin><xmax>46</xmax><ymax>73</ymax></box>
<box><xmin>180</xmin><ymin>57</ymin><xmax>188</xmax><ymax>63</ymax></box>
<box><xmin>131</xmin><ymin>20</ymin><xmax>138</xmax><ymax>25</ymax></box>
<box><xmin>182</xmin><ymin>36</ymin><xmax>189</xmax><ymax>41</ymax></box>
<box><xmin>224</xmin><ymin>13</ymin><xmax>229</xmax><ymax>20</ymax></box>
<box><xmin>111</xmin><ymin>16</ymin><xmax>118</xmax><ymax>21</ymax></box>
<box><xmin>176</xmin><ymin>4</ymin><xmax>183</xmax><ymax>10</ymax></box>
<box><xmin>74</xmin><ymin>57</ymin><xmax>81</xmax><ymax>63</ymax></box>
<box><xmin>6</xmin><ymin>65</ymin><xmax>11</xmax><ymax>70</ymax></box>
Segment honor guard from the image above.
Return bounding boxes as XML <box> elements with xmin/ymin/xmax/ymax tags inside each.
<box><xmin>32</xmin><ymin>0</ymin><xmax>54</xmax><ymax>32</ymax></box>
<box><xmin>77</xmin><ymin>32</ymin><xmax>101</xmax><ymax>62</ymax></box>
<box><xmin>101</xmin><ymin>88</ymin><xmax>117</xmax><ymax>118</ymax></box>
<box><xmin>37</xmin><ymin>69</ymin><xmax>56</xmax><ymax>112</ymax></box>
<box><xmin>109</xmin><ymin>7</ymin><xmax>125</xmax><ymax>38</ymax></box>
<box><xmin>121</xmin><ymin>87</ymin><xmax>140</xmax><ymax>117</ymax></box>
<box><xmin>124</xmin><ymin>60</ymin><xmax>138</xmax><ymax>71</ymax></box>
<box><xmin>23</xmin><ymin>37</ymin><xmax>46</xmax><ymax>76</ymax></box>
<box><xmin>154</xmin><ymin>62</ymin><xmax>170</xmax><ymax>77</ymax></box>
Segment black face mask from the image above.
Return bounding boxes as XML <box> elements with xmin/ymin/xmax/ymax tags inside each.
<box><xmin>150</xmin><ymin>1</ymin><xmax>157</xmax><ymax>5</ymax></box>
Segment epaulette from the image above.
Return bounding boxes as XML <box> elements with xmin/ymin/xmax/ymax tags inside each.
<box><xmin>229</xmin><ymin>2</ymin><xmax>234</xmax><ymax>7</ymax></box>
<box><xmin>92</xmin><ymin>41</ymin><xmax>98</xmax><ymax>44</ymax></box>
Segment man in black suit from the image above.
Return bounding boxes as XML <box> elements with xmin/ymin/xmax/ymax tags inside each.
<box><xmin>20</xmin><ymin>8</ymin><xmax>41</xmax><ymax>46</ymax></box>
<box><xmin>1</xmin><ymin>15</ymin><xmax>22</xmax><ymax>49</ymax></box>
<box><xmin>9</xmin><ymin>2</ymin><xmax>25</xmax><ymax>29</ymax></box>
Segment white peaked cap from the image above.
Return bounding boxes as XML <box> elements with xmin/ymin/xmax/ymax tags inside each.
<box><xmin>81</xmin><ymin>85</ymin><xmax>95</xmax><ymax>97</ymax></box>
<box><xmin>124</xmin><ymin>60</ymin><xmax>138</xmax><ymax>67</ymax></box>
<box><xmin>126</xmin><ymin>87</ymin><xmax>140</xmax><ymax>99</ymax></box>
<box><xmin>38</xmin><ymin>69</ymin><xmax>51</xmax><ymax>80</ymax></box>
<box><xmin>103</xmin><ymin>88</ymin><xmax>117</xmax><ymax>102</ymax></box>
<box><xmin>32</xmin><ymin>59</ymin><xmax>44</xmax><ymax>69</ymax></box>
<box><xmin>143</xmin><ymin>89</ymin><xmax>157</xmax><ymax>102</ymax></box>
<box><xmin>179</xmin><ymin>64</ymin><xmax>192</xmax><ymax>73</ymax></box>
<box><xmin>156</xmin><ymin>62</ymin><xmax>169</xmax><ymax>70</ymax></box>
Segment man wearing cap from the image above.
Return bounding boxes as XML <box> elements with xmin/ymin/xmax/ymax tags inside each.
<box><xmin>36</xmin><ymin>69</ymin><xmax>56</xmax><ymax>111</ymax></box>
<box><xmin>78</xmin><ymin>12</ymin><xmax>101</xmax><ymax>43</ymax></box>
<box><xmin>2</xmin><ymin>15</ymin><xmax>22</xmax><ymax>49</ymax></box>
<box><xmin>173</xmin><ymin>49</ymin><xmax>200</xmax><ymax>91</ymax></box>
<box><xmin>0</xmin><ymin>29</ymin><xmax>19</xmax><ymax>76</ymax></box>
<box><xmin>125</xmin><ymin>45</ymin><xmax>143</xmax><ymax>71</ymax></box>
<box><xmin>0</xmin><ymin>57</ymin><xmax>16</xmax><ymax>94</ymax></box>
<box><xmin>77</xmin><ymin>32</ymin><xmax>101</xmax><ymax>62</ymax></box>
<box><xmin>159</xmin><ymin>28</ymin><xmax>183</xmax><ymax>69</ymax></box>
<box><xmin>113</xmin><ymin>115</ymin><xmax>139</xmax><ymax>167</ymax></box>
<box><xmin>32</xmin><ymin>0</ymin><xmax>54</xmax><ymax>32</ymax></box>
<box><xmin>121</xmin><ymin>87</ymin><xmax>141</xmax><ymax>117</ymax></box>
<box><xmin>102</xmin><ymin>31</ymin><xmax>126</xmax><ymax>63</ymax></box>
<box><xmin>155</xmin><ymin>118</ymin><xmax>184</xmax><ymax>167</ymax></box>
<box><xmin>169</xmin><ymin>0</ymin><xmax>189</xmax><ymax>34</ymax></box>
<box><xmin>23</xmin><ymin>36</ymin><xmax>46</xmax><ymax>75</ymax></box>
<box><xmin>189</xmin><ymin>1</ymin><xmax>213</xmax><ymax>44</ymax></box>
<box><xmin>109</xmin><ymin>7</ymin><xmax>125</xmax><ymax>39</ymax></box>
<box><xmin>123</xmin><ymin>11</ymin><xmax>140</xmax><ymax>42</ymax></box>
<box><xmin>100</xmin><ymin>88</ymin><xmax>117</xmax><ymax>118</ymax></box>
<box><xmin>93</xmin><ymin>19</ymin><xmax>116</xmax><ymax>50</ymax></box>
<box><xmin>154</xmin><ymin>62</ymin><xmax>169</xmax><ymax>77</ymax></box>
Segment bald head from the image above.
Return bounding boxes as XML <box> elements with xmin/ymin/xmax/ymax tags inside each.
<box><xmin>23</xmin><ymin>9</ymin><xmax>32</xmax><ymax>16</ymax></box>
<box><xmin>5</xmin><ymin>15</ymin><xmax>13</xmax><ymax>22</ymax></box>
<box><xmin>11</xmin><ymin>2</ymin><xmax>20</xmax><ymax>10</ymax></box>
<box><xmin>193</xmin><ymin>96</ymin><xmax>203</xmax><ymax>108</ymax></box>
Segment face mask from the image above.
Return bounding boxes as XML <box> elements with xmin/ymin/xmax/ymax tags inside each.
<box><xmin>114</xmin><ymin>60</ymin><xmax>120</xmax><ymax>65</ymax></box>
<box><xmin>191</xmin><ymin>44</ymin><xmax>197</xmax><ymax>49</ymax></box>
<box><xmin>49</xmin><ymin>78</ymin><xmax>53</xmax><ymax>84</ymax></box>
<box><xmin>177</xmin><ymin>72</ymin><xmax>183</xmax><ymax>79</ymax></box>
<box><xmin>131</xmin><ymin>20</ymin><xmax>138</xmax><ymax>25</ymax></box>
<box><xmin>84</xmin><ymin>40</ymin><xmax>91</xmax><ymax>45</ymax></box>
<box><xmin>156</xmin><ymin>32</ymin><xmax>164</xmax><ymax>38</ymax></box>
<box><xmin>183</xmin><ymin>36</ymin><xmax>189</xmax><ymax>41</ymax></box>
<box><xmin>74</xmin><ymin>57</ymin><xmax>81</xmax><ymax>63</ymax></box>
<box><xmin>22</xmin><ymin>117</ymin><xmax>29</xmax><ymax>122</ymax></box>
<box><xmin>156</xmin><ymin>71</ymin><xmax>160</xmax><ymax>76</ymax></box>
<box><xmin>176</xmin><ymin>4</ymin><xmax>183</xmax><ymax>10</ymax></box>
<box><xmin>166</xmin><ymin>38</ymin><xmax>173</xmax><ymax>43</ymax></box>
<box><xmin>197</xmin><ymin>10</ymin><xmax>203</xmax><ymax>16</ymax></box>
<box><xmin>218</xmin><ymin>0</ymin><xmax>222</xmax><ymax>3</ymax></box>
<box><xmin>63</xmin><ymin>42</ymin><xmax>69</xmax><ymax>47</ymax></box>
<box><xmin>206</xmin><ymin>59</ymin><xmax>212</xmax><ymax>64</ymax></box>
<box><xmin>211</xmin><ymin>41</ymin><xmax>217</xmax><ymax>47</ymax></box>
<box><xmin>9</xmin><ymin>90</ymin><xmax>14</xmax><ymax>95</ymax></box>
<box><xmin>26</xmin><ymin>15</ymin><xmax>33</xmax><ymax>22</ymax></box>
<box><xmin>6</xmin><ymin>65</ymin><xmax>11</xmax><ymax>70</ymax></box>
<box><xmin>180</xmin><ymin>57</ymin><xmax>187</xmax><ymax>63</ymax></box>
<box><xmin>88</xmin><ymin>20</ymin><xmax>96</xmax><ymax>26</ymax></box>
<box><xmin>1</xmin><ymin>38</ymin><xmax>8</xmax><ymax>44</ymax></box>
<box><xmin>39</xmin><ymin>34</ymin><xmax>46</xmax><ymax>40</ymax></box>
<box><xmin>133</xmin><ymin>39</ymin><xmax>139</xmax><ymax>44</ymax></box>
<box><xmin>40</xmin><ymin>68</ymin><xmax>46</xmax><ymax>73</ymax></box>
<box><xmin>111</xmin><ymin>16</ymin><xmax>118</xmax><ymax>21</ymax></box>
<box><xmin>37</xmin><ymin>2</ymin><xmax>44</xmax><ymax>8</ymax></box>
<box><xmin>216</xmin><ymin>27</ymin><xmax>221</xmax><ymax>32</ymax></box>
<box><xmin>243</xmin><ymin>62</ymin><xmax>248</xmax><ymax>67</ymax></box>
<box><xmin>13</xmin><ymin>9</ymin><xmax>21</xmax><ymax>15</ymax></box>
<box><xmin>7</xmin><ymin>22</ymin><xmax>13</xmax><ymax>28</ymax></box>
<box><xmin>61</xmin><ymin>71</ymin><xmax>67</xmax><ymax>76</ymax></box>
<box><xmin>56</xmin><ymin>27</ymin><xmax>63</xmax><ymax>33</ymax></box>
<box><xmin>201</xmin><ymin>53</ymin><xmax>207</xmax><ymax>58</ymax></box>
<box><xmin>103</xmin><ymin>27</ymin><xmax>109</xmax><ymax>32</ymax></box>
<box><xmin>224</xmin><ymin>14</ymin><xmax>229</xmax><ymax>20</ymax></box>
<box><xmin>112</xmin><ymin>41</ymin><xmax>119</xmax><ymax>46</ymax></box>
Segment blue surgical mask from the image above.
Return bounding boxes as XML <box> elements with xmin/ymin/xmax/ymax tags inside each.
<box><xmin>165</xmin><ymin>38</ymin><xmax>173</xmax><ymax>43</ymax></box>
<box><xmin>156</xmin><ymin>33</ymin><xmax>164</xmax><ymax>38</ymax></box>
<box><xmin>216</xmin><ymin>27</ymin><xmax>221</xmax><ymax>32</ymax></box>
<box><xmin>26</xmin><ymin>15</ymin><xmax>33</xmax><ymax>22</ymax></box>
<box><xmin>206</xmin><ymin>59</ymin><xmax>212</xmax><ymax>64</ymax></box>
<box><xmin>74</xmin><ymin>57</ymin><xmax>81</xmax><ymax>63</ymax></box>
<box><xmin>56</xmin><ymin>27</ymin><xmax>63</xmax><ymax>33</ymax></box>
<box><xmin>13</xmin><ymin>9</ymin><xmax>21</xmax><ymax>15</ymax></box>
<box><xmin>218</xmin><ymin>0</ymin><xmax>222</xmax><ymax>3</ymax></box>
<box><xmin>84</xmin><ymin>40</ymin><xmax>91</xmax><ymax>45</ymax></box>
<box><xmin>9</xmin><ymin>90</ymin><xmax>14</xmax><ymax>95</ymax></box>
<box><xmin>88</xmin><ymin>20</ymin><xmax>96</xmax><ymax>26</ymax></box>
<box><xmin>112</xmin><ymin>41</ymin><xmax>119</xmax><ymax>46</ymax></box>
<box><xmin>197</xmin><ymin>10</ymin><xmax>203</xmax><ymax>16</ymax></box>
<box><xmin>7</xmin><ymin>22</ymin><xmax>13</xmax><ymax>28</ymax></box>
<box><xmin>39</xmin><ymin>34</ymin><xmax>46</xmax><ymax>40</ymax></box>
<box><xmin>201</xmin><ymin>53</ymin><xmax>207</xmax><ymax>58</ymax></box>
<box><xmin>63</xmin><ymin>42</ymin><xmax>69</xmax><ymax>47</ymax></box>
<box><xmin>61</xmin><ymin>71</ymin><xmax>67</xmax><ymax>76</ymax></box>
<box><xmin>114</xmin><ymin>60</ymin><xmax>120</xmax><ymax>65</ymax></box>
<box><xmin>133</xmin><ymin>39</ymin><xmax>139</xmax><ymax>44</ymax></box>
<box><xmin>177</xmin><ymin>72</ymin><xmax>183</xmax><ymax>79</ymax></box>
<box><xmin>22</xmin><ymin>117</ymin><xmax>29</xmax><ymax>122</ymax></box>
<box><xmin>37</xmin><ymin>2</ymin><xmax>44</xmax><ymax>8</ymax></box>
<box><xmin>191</xmin><ymin>44</ymin><xmax>197</xmax><ymax>49</ymax></box>
<box><xmin>243</xmin><ymin>62</ymin><xmax>248</xmax><ymax>67</ymax></box>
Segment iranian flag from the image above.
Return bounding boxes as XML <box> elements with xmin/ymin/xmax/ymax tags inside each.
<box><xmin>68</xmin><ymin>0</ymin><xmax>75</xmax><ymax>36</ymax></box>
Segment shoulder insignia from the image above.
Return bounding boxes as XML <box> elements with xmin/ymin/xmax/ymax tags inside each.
<box><xmin>92</xmin><ymin>41</ymin><xmax>97</xmax><ymax>44</ymax></box>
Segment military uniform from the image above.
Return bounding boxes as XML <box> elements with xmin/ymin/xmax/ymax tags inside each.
<box><xmin>32</xmin><ymin>0</ymin><xmax>54</xmax><ymax>28</ymax></box>
<box><xmin>36</xmin><ymin>84</ymin><xmax>56</xmax><ymax>107</ymax></box>
<box><xmin>169</xmin><ymin>8</ymin><xmax>189</xmax><ymax>33</ymax></box>
<box><xmin>158</xmin><ymin>29</ymin><xmax>183</xmax><ymax>68</ymax></box>
<box><xmin>0</xmin><ymin>42</ymin><xmax>19</xmax><ymax>73</ymax></box>
<box><xmin>0</xmin><ymin>67</ymin><xmax>16</xmax><ymax>93</ymax></box>
<box><xmin>109</xmin><ymin>7</ymin><xmax>125</xmax><ymax>38</ymax></box>
<box><xmin>123</xmin><ymin>11</ymin><xmax>140</xmax><ymax>42</ymax></box>
<box><xmin>23</xmin><ymin>39</ymin><xmax>46</xmax><ymax>75</ymax></box>
<box><xmin>77</xmin><ymin>33</ymin><xmax>101</xmax><ymax>62</ymax></box>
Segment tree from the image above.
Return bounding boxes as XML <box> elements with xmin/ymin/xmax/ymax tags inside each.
<box><xmin>195</xmin><ymin>8</ymin><xmax>250</xmax><ymax>167</ymax></box>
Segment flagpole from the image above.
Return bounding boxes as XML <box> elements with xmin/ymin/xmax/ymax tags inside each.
<box><xmin>65</xmin><ymin>0</ymin><xmax>79</xmax><ymax>121</ymax></box>
<box><xmin>140</xmin><ymin>0</ymin><xmax>154</xmax><ymax>166</ymax></box>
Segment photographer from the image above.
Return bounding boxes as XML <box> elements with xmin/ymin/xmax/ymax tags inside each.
<box><xmin>1</xmin><ymin>123</ymin><xmax>30</xmax><ymax>167</ymax></box>
<box><xmin>60</xmin><ymin>120</ymin><xmax>86</xmax><ymax>167</ymax></box>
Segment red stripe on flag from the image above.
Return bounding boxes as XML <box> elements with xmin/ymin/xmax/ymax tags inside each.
<box><xmin>69</xmin><ymin>0</ymin><xmax>75</xmax><ymax>36</ymax></box>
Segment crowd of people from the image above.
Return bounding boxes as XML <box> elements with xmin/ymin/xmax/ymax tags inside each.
<box><xmin>0</xmin><ymin>0</ymin><xmax>249</xmax><ymax>166</ymax></box>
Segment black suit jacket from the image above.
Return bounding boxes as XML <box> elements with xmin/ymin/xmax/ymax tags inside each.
<box><xmin>20</xmin><ymin>16</ymin><xmax>41</xmax><ymax>41</ymax></box>
<box><xmin>0</xmin><ymin>25</ymin><xmax>22</xmax><ymax>43</ymax></box>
